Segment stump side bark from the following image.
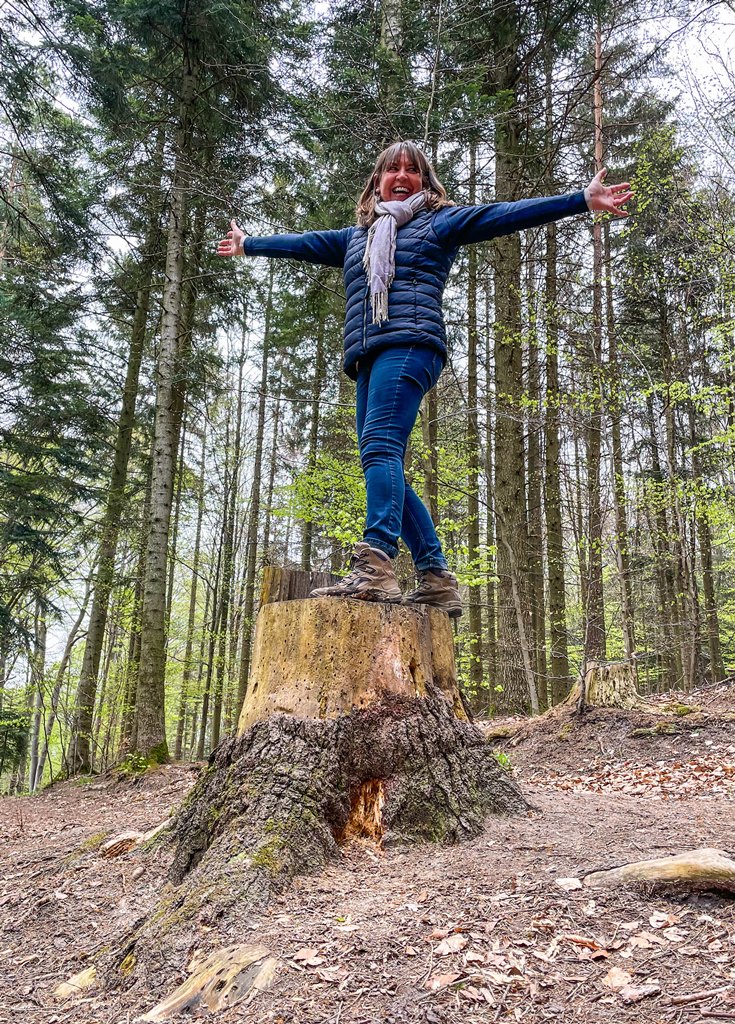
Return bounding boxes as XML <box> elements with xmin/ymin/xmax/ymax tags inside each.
<box><xmin>238</xmin><ymin>598</ymin><xmax>463</xmax><ymax>732</ymax></box>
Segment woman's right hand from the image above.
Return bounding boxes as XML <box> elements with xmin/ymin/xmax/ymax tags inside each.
<box><xmin>217</xmin><ymin>218</ymin><xmax>245</xmax><ymax>257</ymax></box>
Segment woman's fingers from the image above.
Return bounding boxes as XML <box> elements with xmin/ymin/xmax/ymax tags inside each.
<box><xmin>217</xmin><ymin>221</ymin><xmax>244</xmax><ymax>256</ymax></box>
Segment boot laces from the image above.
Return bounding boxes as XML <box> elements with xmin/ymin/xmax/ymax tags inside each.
<box><xmin>343</xmin><ymin>547</ymin><xmax>372</xmax><ymax>582</ymax></box>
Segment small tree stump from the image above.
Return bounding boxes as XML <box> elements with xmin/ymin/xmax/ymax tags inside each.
<box><xmin>585</xmin><ymin>661</ymin><xmax>641</xmax><ymax>708</ymax></box>
<box><xmin>108</xmin><ymin>572</ymin><xmax>527</xmax><ymax>996</ymax></box>
<box><xmin>564</xmin><ymin>660</ymin><xmax>655</xmax><ymax>713</ymax></box>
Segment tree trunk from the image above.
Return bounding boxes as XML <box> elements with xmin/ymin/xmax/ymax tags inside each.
<box><xmin>236</xmin><ymin>269</ymin><xmax>274</xmax><ymax>714</ymax></box>
<box><xmin>197</xmin><ymin>526</ymin><xmax>224</xmax><ymax>760</ymax></box>
<box><xmin>584</xmin><ymin>23</ymin><xmax>606</xmax><ymax>663</ymax></box>
<box><xmin>135</xmin><ymin>50</ymin><xmax>198</xmax><ymax>762</ymax></box>
<box><xmin>28</xmin><ymin>605</ymin><xmax>47</xmax><ymax>793</ymax></box>
<box><xmin>213</xmin><ymin>340</ymin><xmax>244</xmax><ymax>747</ymax></box>
<box><xmin>33</xmin><ymin>578</ymin><xmax>92</xmax><ymax>790</ymax></box>
<box><xmin>543</xmin><ymin>49</ymin><xmax>570</xmax><ymax>703</ymax></box>
<box><xmin>174</xmin><ymin>425</ymin><xmax>207</xmax><ymax>760</ymax></box>
<box><xmin>165</xmin><ymin>409</ymin><xmax>188</xmax><ymax>629</ymax></box>
<box><xmin>604</xmin><ymin>221</ymin><xmax>635</xmax><ymax>660</ymax></box>
<box><xmin>483</xmin><ymin>280</ymin><xmax>498</xmax><ymax>694</ymax></box>
<box><xmin>494</xmin><ymin>108</ymin><xmax>530</xmax><ymax>713</ymax></box>
<box><xmin>69</xmin><ymin>163</ymin><xmax>163</xmax><ymax>773</ymax></box>
<box><xmin>526</xmin><ymin>247</ymin><xmax>547</xmax><ymax>708</ymax></box>
<box><xmin>263</xmin><ymin>346</ymin><xmax>284</xmax><ymax>565</ymax></box>
<box><xmin>466</xmin><ymin>141</ymin><xmax>484</xmax><ymax>699</ymax></box>
<box><xmin>688</xmin><ymin>406</ymin><xmax>725</xmax><ymax>682</ymax></box>
<box><xmin>116</xmin><ymin>574</ymin><xmax>527</xmax><ymax>987</ymax></box>
<box><xmin>301</xmin><ymin>296</ymin><xmax>326</xmax><ymax>571</ymax></box>
<box><xmin>646</xmin><ymin>393</ymin><xmax>682</xmax><ymax>688</ymax></box>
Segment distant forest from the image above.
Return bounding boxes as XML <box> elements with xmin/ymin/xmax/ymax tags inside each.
<box><xmin>2</xmin><ymin>0</ymin><xmax>734</xmax><ymax>790</ymax></box>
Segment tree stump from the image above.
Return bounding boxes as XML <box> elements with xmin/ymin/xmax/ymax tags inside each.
<box><xmin>566</xmin><ymin>660</ymin><xmax>653</xmax><ymax>712</ymax></box>
<box><xmin>109</xmin><ymin>570</ymin><xmax>527</xmax><ymax>993</ymax></box>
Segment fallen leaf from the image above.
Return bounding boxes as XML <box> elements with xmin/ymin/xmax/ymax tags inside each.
<box><xmin>619</xmin><ymin>982</ymin><xmax>661</xmax><ymax>1004</ymax></box>
<box><xmin>563</xmin><ymin>934</ymin><xmax>605</xmax><ymax>951</ymax></box>
<box><xmin>649</xmin><ymin>911</ymin><xmax>678</xmax><ymax>929</ymax></box>
<box><xmin>424</xmin><ymin>971</ymin><xmax>462</xmax><ymax>992</ymax></box>
<box><xmin>487</xmin><ymin>969</ymin><xmax>518</xmax><ymax>985</ymax></box>
<box><xmin>293</xmin><ymin>947</ymin><xmax>319</xmax><ymax>962</ymax></box>
<box><xmin>435</xmin><ymin>934</ymin><xmax>467</xmax><ymax>956</ymax></box>
<box><xmin>629</xmin><ymin>930</ymin><xmax>665</xmax><ymax>949</ymax></box>
<box><xmin>602</xmin><ymin>967</ymin><xmax>632</xmax><ymax>991</ymax></box>
<box><xmin>405</xmin><ymin>945</ymin><xmax>418</xmax><ymax>956</ymax></box>
<box><xmin>316</xmin><ymin>966</ymin><xmax>349</xmax><ymax>984</ymax></box>
<box><xmin>662</xmin><ymin>926</ymin><xmax>687</xmax><ymax>943</ymax></box>
<box><xmin>464</xmin><ymin>951</ymin><xmax>486</xmax><ymax>964</ymax></box>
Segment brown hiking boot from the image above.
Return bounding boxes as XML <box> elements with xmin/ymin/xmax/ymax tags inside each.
<box><xmin>403</xmin><ymin>568</ymin><xmax>463</xmax><ymax>618</ymax></box>
<box><xmin>309</xmin><ymin>543</ymin><xmax>402</xmax><ymax>604</ymax></box>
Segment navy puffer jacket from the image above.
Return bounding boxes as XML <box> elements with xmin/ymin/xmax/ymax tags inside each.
<box><xmin>243</xmin><ymin>191</ymin><xmax>589</xmax><ymax>380</ymax></box>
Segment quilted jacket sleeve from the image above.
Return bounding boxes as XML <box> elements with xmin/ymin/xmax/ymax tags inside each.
<box><xmin>432</xmin><ymin>192</ymin><xmax>589</xmax><ymax>248</ymax></box>
<box><xmin>243</xmin><ymin>227</ymin><xmax>353</xmax><ymax>267</ymax></box>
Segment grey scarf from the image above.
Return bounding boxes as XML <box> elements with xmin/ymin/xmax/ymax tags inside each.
<box><xmin>363</xmin><ymin>190</ymin><xmax>427</xmax><ymax>325</ymax></box>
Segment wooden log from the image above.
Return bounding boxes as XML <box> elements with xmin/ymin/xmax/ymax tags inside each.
<box><xmin>238</xmin><ymin>597</ymin><xmax>463</xmax><ymax>732</ymax></box>
<box><xmin>583</xmin><ymin>848</ymin><xmax>735</xmax><ymax>893</ymax></box>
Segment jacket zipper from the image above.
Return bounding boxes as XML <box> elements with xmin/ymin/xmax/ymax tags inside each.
<box><xmin>362</xmin><ymin>285</ymin><xmax>369</xmax><ymax>352</ymax></box>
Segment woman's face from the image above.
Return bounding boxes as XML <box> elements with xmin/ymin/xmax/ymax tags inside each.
<box><xmin>376</xmin><ymin>151</ymin><xmax>423</xmax><ymax>202</ymax></box>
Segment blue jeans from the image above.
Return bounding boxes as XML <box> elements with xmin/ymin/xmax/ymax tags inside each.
<box><xmin>356</xmin><ymin>344</ymin><xmax>448</xmax><ymax>570</ymax></box>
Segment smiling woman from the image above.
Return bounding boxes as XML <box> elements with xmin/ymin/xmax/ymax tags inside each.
<box><xmin>217</xmin><ymin>140</ymin><xmax>633</xmax><ymax>617</ymax></box>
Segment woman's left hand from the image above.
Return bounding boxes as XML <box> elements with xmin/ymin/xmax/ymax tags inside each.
<box><xmin>584</xmin><ymin>168</ymin><xmax>633</xmax><ymax>217</ymax></box>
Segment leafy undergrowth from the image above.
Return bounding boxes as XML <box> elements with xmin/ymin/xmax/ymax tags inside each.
<box><xmin>0</xmin><ymin>680</ymin><xmax>733</xmax><ymax>1024</ymax></box>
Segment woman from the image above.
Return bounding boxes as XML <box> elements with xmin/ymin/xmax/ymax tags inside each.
<box><xmin>218</xmin><ymin>142</ymin><xmax>632</xmax><ymax>617</ymax></box>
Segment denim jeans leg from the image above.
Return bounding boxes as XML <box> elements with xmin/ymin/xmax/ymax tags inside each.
<box><xmin>356</xmin><ymin>345</ymin><xmax>447</xmax><ymax>567</ymax></box>
<box><xmin>401</xmin><ymin>484</ymin><xmax>448</xmax><ymax>570</ymax></box>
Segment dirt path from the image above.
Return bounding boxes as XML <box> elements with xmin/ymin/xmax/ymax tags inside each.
<box><xmin>2</xmin><ymin>687</ymin><xmax>734</xmax><ymax>1024</ymax></box>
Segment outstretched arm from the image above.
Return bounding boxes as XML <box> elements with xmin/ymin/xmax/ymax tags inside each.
<box><xmin>433</xmin><ymin>171</ymin><xmax>633</xmax><ymax>249</ymax></box>
<box><xmin>217</xmin><ymin>219</ymin><xmax>352</xmax><ymax>268</ymax></box>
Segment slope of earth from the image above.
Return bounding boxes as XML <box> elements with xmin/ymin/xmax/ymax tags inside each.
<box><xmin>1</xmin><ymin>682</ymin><xmax>733</xmax><ymax>1024</ymax></box>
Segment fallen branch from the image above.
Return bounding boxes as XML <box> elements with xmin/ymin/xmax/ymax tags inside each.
<box><xmin>670</xmin><ymin>985</ymin><xmax>733</xmax><ymax>1007</ymax></box>
<box><xmin>583</xmin><ymin>848</ymin><xmax>735</xmax><ymax>893</ymax></box>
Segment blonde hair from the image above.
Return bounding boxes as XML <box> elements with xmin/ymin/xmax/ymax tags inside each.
<box><xmin>355</xmin><ymin>141</ymin><xmax>453</xmax><ymax>227</ymax></box>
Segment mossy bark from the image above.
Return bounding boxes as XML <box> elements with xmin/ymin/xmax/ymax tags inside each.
<box><xmin>111</xmin><ymin>693</ymin><xmax>526</xmax><ymax>990</ymax></box>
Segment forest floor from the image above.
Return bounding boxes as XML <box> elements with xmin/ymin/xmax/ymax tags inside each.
<box><xmin>2</xmin><ymin>680</ymin><xmax>734</xmax><ymax>1024</ymax></box>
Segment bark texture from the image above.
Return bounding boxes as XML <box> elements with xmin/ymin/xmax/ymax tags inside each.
<box><xmin>110</xmin><ymin>592</ymin><xmax>527</xmax><ymax>989</ymax></box>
